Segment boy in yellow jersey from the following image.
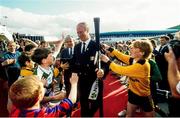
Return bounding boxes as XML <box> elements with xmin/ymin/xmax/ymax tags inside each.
<box><xmin>18</xmin><ymin>53</ymin><xmax>34</xmax><ymax>77</ymax></box>
<box><xmin>101</xmin><ymin>40</ymin><xmax>154</xmax><ymax>117</ymax></box>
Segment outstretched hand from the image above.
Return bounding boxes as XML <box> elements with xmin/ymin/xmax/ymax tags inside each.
<box><xmin>100</xmin><ymin>54</ymin><xmax>110</xmax><ymax>63</ymax></box>
<box><xmin>70</xmin><ymin>73</ymin><xmax>79</xmax><ymax>85</ymax></box>
<box><xmin>101</xmin><ymin>43</ymin><xmax>110</xmax><ymax>50</ymax></box>
<box><xmin>56</xmin><ymin>33</ymin><xmax>65</xmax><ymax>44</ymax></box>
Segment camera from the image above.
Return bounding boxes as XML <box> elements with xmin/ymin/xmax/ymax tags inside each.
<box><xmin>155</xmin><ymin>39</ymin><xmax>180</xmax><ymax>91</ymax></box>
<box><xmin>161</xmin><ymin>39</ymin><xmax>180</xmax><ymax>59</ymax></box>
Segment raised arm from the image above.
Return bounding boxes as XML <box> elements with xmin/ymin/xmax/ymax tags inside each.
<box><xmin>24</xmin><ymin>38</ymin><xmax>38</xmax><ymax>47</ymax></box>
<box><xmin>165</xmin><ymin>47</ymin><xmax>180</xmax><ymax>98</ymax></box>
<box><xmin>68</xmin><ymin>73</ymin><xmax>78</xmax><ymax>104</ymax></box>
<box><xmin>51</xmin><ymin>33</ymin><xmax>65</xmax><ymax>58</ymax></box>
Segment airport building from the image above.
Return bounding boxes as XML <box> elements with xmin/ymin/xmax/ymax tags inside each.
<box><xmin>13</xmin><ymin>33</ymin><xmax>44</xmax><ymax>42</ymax></box>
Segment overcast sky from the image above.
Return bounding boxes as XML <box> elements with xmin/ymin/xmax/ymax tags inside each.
<box><xmin>0</xmin><ymin>0</ymin><xmax>180</xmax><ymax>39</ymax></box>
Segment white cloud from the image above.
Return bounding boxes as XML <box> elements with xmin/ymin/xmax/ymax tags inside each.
<box><xmin>0</xmin><ymin>0</ymin><xmax>180</xmax><ymax>40</ymax></box>
<box><xmin>0</xmin><ymin>6</ymin><xmax>78</xmax><ymax>38</ymax></box>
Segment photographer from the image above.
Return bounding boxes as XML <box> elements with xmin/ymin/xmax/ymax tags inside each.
<box><xmin>165</xmin><ymin>45</ymin><xmax>180</xmax><ymax>98</ymax></box>
<box><xmin>164</xmin><ymin>39</ymin><xmax>180</xmax><ymax>116</ymax></box>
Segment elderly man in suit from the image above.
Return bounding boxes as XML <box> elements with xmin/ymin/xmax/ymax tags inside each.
<box><xmin>60</xmin><ymin>35</ymin><xmax>75</xmax><ymax>97</ymax></box>
<box><xmin>71</xmin><ymin>22</ymin><xmax>106</xmax><ymax>117</ymax></box>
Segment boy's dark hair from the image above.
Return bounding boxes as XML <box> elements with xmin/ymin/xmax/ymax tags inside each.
<box><xmin>31</xmin><ymin>48</ymin><xmax>51</xmax><ymax>65</ymax></box>
<box><xmin>18</xmin><ymin>53</ymin><xmax>31</xmax><ymax>67</ymax></box>
<box><xmin>24</xmin><ymin>44</ymin><xmax>36</xmax><ymax>52</ymax></box>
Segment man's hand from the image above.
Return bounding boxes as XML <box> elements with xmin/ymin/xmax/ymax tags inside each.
<box><xmin>96</xmin><ymin>68</ymin><xmax>104</xmax><ymax>79</ymax></box>
<box><xmin>1</xmin><ymin>59</ymin><xmax>15</xmax><ymax>66</ymax></box>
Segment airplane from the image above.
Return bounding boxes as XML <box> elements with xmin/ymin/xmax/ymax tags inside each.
<box><xmin>99</xmin><ymin>26</ymin><xmax>180</xmax><ymax>43</ymax></box>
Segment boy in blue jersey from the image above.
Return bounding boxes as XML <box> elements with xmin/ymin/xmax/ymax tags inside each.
<box><xmin>8</xmin><ymin>73</ymin><xmax>78</xmax><ymax>117</ymax></box>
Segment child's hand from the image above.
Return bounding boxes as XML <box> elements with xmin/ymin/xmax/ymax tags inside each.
<box><xmin>70</xmin><ymin>73</ymin><xmax>78</xmax><ymax>85</ymax></box>
<box><xmin>56</xmin><ymin>32</ymin><xmax>66</xmax><ymax>44</ymax></box>
<box><xmin>53</xmin><ymin>91</ymin><xmax>66</xmax><ymax>100</ymax></box>
<box><xmin>68</xmin><ymin>73</ymin><xmax>78</xmax><ymax>103</ymax></box>
<box><xmin>101</xmin><ymin>43</ymin><xmax>110</xmax><ymax>50</ymax></box>
<box><xmin>100</xmin><ymin>54</ymin><xmax>110</xmax><ymax>63</ymax></box>
<box><xmin>60</xmin><ymin>62</ymin><xmax>69</xmax><ymax>70</ymax></box>
<box><xmin>41</xmin><ymin>78</ymin><xmax>47</xmax><ymax>86</ymax></box>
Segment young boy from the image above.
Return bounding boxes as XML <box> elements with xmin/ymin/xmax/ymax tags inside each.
<box><xmin>8</xmin><ymin>73</ymin><xmax>78</xmax><ymax>117</ymax></box>
<box><xmin>18</xmin><ymin>53</ymin><xmax>34</xmax><ymax>77</ymax></box>
<box><xmin>31</xmin><ymin>48</ymin><xmax>57</xmax><ymax>96</ymax></box>
<box><xmin>18</xmin><ymin>53</ymin><xmax>67</xmax><ymax>104</ymax></box>
<box><xmin>31</xmin><ymin>39</ymin><xmax>64</xmax><ymax>97</ymax></box>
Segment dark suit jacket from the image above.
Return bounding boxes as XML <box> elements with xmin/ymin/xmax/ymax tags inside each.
<box><xmin>60</xmin><ymin>48</ymin><xmax>73</xmax><ymax>96</ymax></box>
<box><xmin>71</xmin><ymin>40</ymin><xmax>109</xmax><ymax>116</ymax></box>
<box><xmin>72</xmin><ymin>40</ymin><xmax>97</xmax><ymax>78</ymax></box>
<box><xmin>60</xmin><ymin>48</ymin><xmax>73</xmax><ymax>60</ymax></box>
<box><xmin>71</xmin><ymin>40</ymin><xmax>108</xmax><ymax>99</ymax></box>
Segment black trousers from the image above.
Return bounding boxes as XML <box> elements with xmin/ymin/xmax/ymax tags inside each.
<box><xmin>168</xmin><ymin>97</ymin><xmax>180</xmax><ymax>117</ymax></box>
<box><xmin>78</xmin><ymin>77</ymin><xmax>103</xmax><ymax>117</ymax></box>
<box><xmin>150</xmin><ymin>80</ymin><xmax>158</xmax><ymax>105</ymax></box>
<box><xmin>64</xmin><ymin>70</ymin><xmax>72</xmax><ymax>97</ymax></box>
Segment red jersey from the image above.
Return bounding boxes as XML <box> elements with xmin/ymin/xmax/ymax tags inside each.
<box><xmin>10</xmin><ymin>98</ymin><xmax>73</xmax><ymax>117</ymax></box>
